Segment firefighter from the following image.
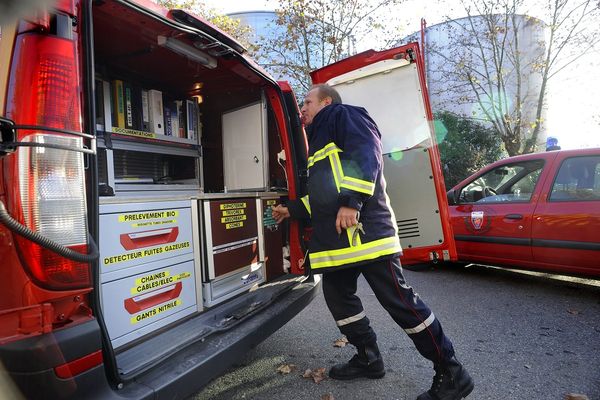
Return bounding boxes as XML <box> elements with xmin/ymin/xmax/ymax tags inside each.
<box><xmin>272</xmin><ymin>84</ymin><xmax>474</xmax><ymax>400</ymax></box>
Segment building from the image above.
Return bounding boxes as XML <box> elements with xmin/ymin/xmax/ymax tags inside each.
<box><xmin>403</xmin><ymin>15</ymin><xmax>548</xmax><ymax>150</ymax></box>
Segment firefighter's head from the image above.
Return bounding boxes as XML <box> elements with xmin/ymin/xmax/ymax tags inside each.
<box><xmin>301</xmin><ymin>84</ymin><xmax>342</xmax><ymax>126</ymax></box>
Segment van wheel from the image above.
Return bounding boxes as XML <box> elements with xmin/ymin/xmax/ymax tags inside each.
<box><xmin>402</xmin><ymin>262</ymin><xmax>436</xmax><ymax>272</ymax></box>
<box><xmin>443</xmin><ymin>261</ymin><xmax>469</xmax><ymax>269</ymax></box>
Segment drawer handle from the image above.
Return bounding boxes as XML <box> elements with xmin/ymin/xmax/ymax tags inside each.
<box><xmin>120</xmin><ymin>227</ymin><xmax>179</xmax><ymax>250</ymax></box>
<box><xmin>124</xmin><ymin>282</ymin><xmax>183</xmax><ymax>314</ymax></box>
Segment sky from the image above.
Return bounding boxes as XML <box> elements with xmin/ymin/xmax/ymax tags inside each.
<box><xmin>200</xmin><ymin>0</ymin><xmax>599</xmax><ymax>150</ymax></box>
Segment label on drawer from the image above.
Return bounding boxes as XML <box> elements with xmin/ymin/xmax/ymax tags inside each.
<box><xmin>131</xmin><ymin>271</ymin><xmax>191</xmax><ymax>295</ymax></box>
<box><xmin>102</xmin><ymin>261</ymin><xmax>196</xmax><ymax>342</ymax></box>
<box><xmin>130</xmin><ymin>298</ymin><xmax>182</xmax><ymax>325</ymax></box>
<box><xmin>119</xmin><ymin>210</ymin><xmax>179</xmax><ymax>225</ymax></box>
<box><xmin>103</xmin><ymin>241</ymin><xmax>191</xmax><ymax>266</ymax></box>
<box><xmin>100</xmin><ymin>204</ymin><xmax>193</xmax><ymax>273</ymax></box>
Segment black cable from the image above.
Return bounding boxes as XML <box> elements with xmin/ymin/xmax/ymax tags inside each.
<box><xmin>0</xmin><ymin>200</ymin><xmax>99</xmax><ymax>262</ymax></box>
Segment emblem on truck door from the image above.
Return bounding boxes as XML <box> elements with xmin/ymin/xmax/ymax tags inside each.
<box><xmin>471</xmin><ymin>211</ymin><xmax>484</xmax><ymax>230</ymax></box>
<box><xmin>464</xmin><ymin>209</ymin><xmax>492</xmax><ymax>234</ymax></box>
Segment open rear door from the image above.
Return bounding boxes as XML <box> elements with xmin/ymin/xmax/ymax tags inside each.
<box><xmin>310</xmin><ymin>43</ymin><xmax>456</xmax><ymax>266</ymax></box>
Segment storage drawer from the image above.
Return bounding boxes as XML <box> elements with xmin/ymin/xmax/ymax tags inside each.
<box><xmin>203</xmin><ymin>198</ymin><xmax>259</xmax><ymax>280</ymax></box>
<box><xmin>100</xmin><ymin>201</ymin><xmax>193</xmax><ymax>274</ymax></box>
<box><xmin>101</xmin><ymin>260</ymin><xmax>197</xmax><ymax>348</ymax></box>
<box><xmin>203</xmin><ymin>262</ymin><xmax>264</xmax><ymax>308</ymax></box>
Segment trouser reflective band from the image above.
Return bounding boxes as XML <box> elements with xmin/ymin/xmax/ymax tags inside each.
<box><xmin>336</xmin><ymin>310</ymin><xmax>367</xmax><ymax>327</ymax></box>
<box><xmin>404</xmin><ymin>313</ymin><xmax>436</xmax><ymax>335</ymax></box>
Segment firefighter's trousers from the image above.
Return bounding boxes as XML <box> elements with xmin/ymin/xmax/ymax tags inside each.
<box><xmin>322</xmin><ymin>256</ymin><xmax>455</xmax><ymax>363</ymax></box>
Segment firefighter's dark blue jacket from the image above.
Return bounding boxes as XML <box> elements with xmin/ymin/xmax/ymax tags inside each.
<box><xmin>288</xmin><ymin>103</ymin><xmax>401</xmax><ymax>273</ymax></box>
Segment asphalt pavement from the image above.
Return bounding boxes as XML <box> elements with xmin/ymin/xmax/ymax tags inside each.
<box><xmin>192</xmin><ymin>264</ymin><xmax>600</xmax><ymax>400</ymax></box>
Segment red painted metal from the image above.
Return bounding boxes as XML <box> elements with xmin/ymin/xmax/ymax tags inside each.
<box><xmin>268</xmin><ymin>84</ymin><xmax>306</xmax><ymax>274</ymax></box>
<box><xmin>309</xmin><ymin>43</ymin><xmax>458</xmax><ymax>265</ymax></box>
<box><xmin>0</xmin><ymin>21</ymin><xmax>92</xmax><ymax>342</ymax></box>
<box><xmin>124</xmin><ymin>283</ymin><xmax>183</xmax><ymax>314</ymax></box>
<box><xmin>54</xmin><ymin>350</ymin><xmax>103</xmax><ymax>378</ymax></box>
<box><xmin>448</xmin><ymin>148</ymin><xmax>600</xmax><ymax>276</ymax></box>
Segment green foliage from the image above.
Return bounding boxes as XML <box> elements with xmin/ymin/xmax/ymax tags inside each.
<box><xmin>435</xmin><ymin>111</ymin><xmax>506</xmax><ymax>188</ymax></box>
<box><xmin>257</xmin><ymin>0</ymin><xmax>403</xmax><ymax>97</ymax></box>
<box><xmin>430</xmin><ymin>0</ymin><xmax>599</xmax><ymax>156</ymax></box>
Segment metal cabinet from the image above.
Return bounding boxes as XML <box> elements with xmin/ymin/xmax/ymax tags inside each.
<box><xmin>99</xmin><ymin>199</ymin><xmax>198</xmax><ymax>348</ymax></box>
<box><xmin>201</xmin><ymin>197</ymin><xmax>265</xmax><ymax>307</ymax></box>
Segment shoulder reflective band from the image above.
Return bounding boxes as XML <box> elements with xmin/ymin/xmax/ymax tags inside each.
<box><xmin>308</xmin><ymin>142</ymin><xmax>342</xmax><ymax>168</ymax></box>
<box><xmin>308</xmin><ymin>142</ymin><xmax>375</xmax><ymax>196</ymax></box>
<box><xmin>301</xmin><ymin>195</ymin><xmax>311</xmax><ymax>215</ymax></box>
<box><xmin>309</xmin><ymin>236</ymin><xmax>401</xmax><ymax>269</ymax></box>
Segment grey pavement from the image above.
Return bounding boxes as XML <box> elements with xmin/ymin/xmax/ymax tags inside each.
<box><xmin>193</xmin><ymin>264</ymin><xmax>600</xmax><ymax>400</ymax></box>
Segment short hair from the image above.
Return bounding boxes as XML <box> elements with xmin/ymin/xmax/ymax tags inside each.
<box><xmin>312</xmin><ymin>84</ymin><xmax>342</xmax><ymax>104</ymax></box>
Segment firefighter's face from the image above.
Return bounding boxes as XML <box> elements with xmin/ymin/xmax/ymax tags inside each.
<box><xmin>301</xmin><ymin>88</ymin><xmax>331</xmax><ymax>126</ymax></box>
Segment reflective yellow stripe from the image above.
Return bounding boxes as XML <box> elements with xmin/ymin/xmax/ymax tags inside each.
<box><xmin>340</xmin><ymin>176</ymin><xmax>375</xmax><ymax>195</ymax></box>
<box><xmin>404</xmin><ymin>313</ymin><xmax>436</xmax><ymax>335</ymax></box>
<box><xmin>330</xmin><ymin>151</ymin><xmax>342</xmax><ymax>192</ymax></box>
<box><xmin>346</xmin><ymin>225</ymin><xmax>363</xmax><ymax>247</ymax></box>
<box><xmin>381</xmin><ymin>175</ymin><xmax>399</xmax><ymax>236</ymax></box>
<box><xmin>308</xmin><ymin>142</ymin><xmax>342</xmax><ymax>168</ymax></box>
<box><xmin>336</xmin><ymin>310</ymin><xmax>366</xmax><ymax>327</ymax></box>
<box><xmin>309</xmin><ymin>236</ymin><xmax>401</xmax><ymax>269</ymax></box>
<box><xmin>309</xmin><ymin>142</ymin><xmax>375</xmax><ymax>196</ymax></box>
<box><xmin>301</xmin><ymin>195</ymin><xmax>311</xmax><ymax>216</ymax></box>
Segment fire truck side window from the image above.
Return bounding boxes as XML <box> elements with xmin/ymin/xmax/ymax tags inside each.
<box><xmin>459</xmin><ymin>160</ymin><xmax>544</xmax><ymax>204</ymax></box>
<box><xmin>550</xmin><ymin>156</ymin><xmax>600</xmax><ymax>201</ymax></box>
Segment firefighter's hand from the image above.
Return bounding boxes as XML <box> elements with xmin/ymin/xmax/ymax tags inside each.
<box><xmin>336</xmin><ymin>206</ymin><xmax>359</xmax><ymax>234</ymax></box>
<box><xmin>271</xmin><ymin>205</ymin><xmax>290</xmax><ymax>224</ymax></box>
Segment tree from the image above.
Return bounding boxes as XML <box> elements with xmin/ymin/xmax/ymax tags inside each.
<box><xmin>435</xmin><ymin>111</ymin><xmax>506</xmax><ymax>188</ymax></box>
<box><xmin>257</xmin><ymin>0</ymin><xmax>404</xmax><ymax>97</ymax></box>
<box><xmin>426</xmin><ymin>0</ymin><xmax>599</xmax><ymax>156</ymax></box>
<box><xmin>155</xmin><ymin>0</ymin><xmax>256</xmax><ymax>53</ymax></box>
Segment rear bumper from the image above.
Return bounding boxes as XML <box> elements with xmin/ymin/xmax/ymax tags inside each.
<box><xmin>0</xmin><ymin>276</ymin><xmax>320</xmax><ymax>400</ymax></box>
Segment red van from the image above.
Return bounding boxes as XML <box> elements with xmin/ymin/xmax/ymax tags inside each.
<box><xmin>0</xmin><ymin>1</ymin><xmax>454</xmax><ymax>398</ymax></box>
<box><xmin>447</xmin><ymin>147</ymin><xmax>600</xmax><ymax>277</ymax></box>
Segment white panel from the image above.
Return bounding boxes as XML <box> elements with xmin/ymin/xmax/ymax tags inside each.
<box><xmin>327</xmin><ymin>60</ymin><xmax>431</xmax><ymax>153</ymax></box>
<box><xmin>383</xmin><ymin>148</ymin><xmax>444</xmax><ymax>248</ymax></box>
<box><xmin>222</xmin><ymin>102</ymin><xmax>266</xmax><ymax>190</ymax></box>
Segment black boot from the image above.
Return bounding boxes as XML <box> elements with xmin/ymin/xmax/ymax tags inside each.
<box><xmin>328</xmin><ymin>341</ymin><xmax>385</xmax><ymax>380</ymax></box>
<box><xmin>417</xmin><ymin>357</ymin><xmax>474</xmax><ymax>400</ymax></box>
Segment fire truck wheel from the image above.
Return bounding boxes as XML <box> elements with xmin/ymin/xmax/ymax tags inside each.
<box><xmin>402</xmin><ymin>262</ymin><xmax>436</xmax><ymax>272</ymax></box>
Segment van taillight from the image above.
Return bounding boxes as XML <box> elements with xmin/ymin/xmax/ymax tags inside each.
<box><xmin>5</xmin><ymin>33</ymin><xmax>91</xmax><ymax>289</ymax></box>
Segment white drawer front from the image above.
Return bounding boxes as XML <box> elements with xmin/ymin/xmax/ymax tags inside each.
<box><xmin>101</xmin><ymin>260</ymin><xmax>197</xmax><ymax>347</ymax></box>
<box><xmin>100</xmin><ymin>203</ymin><xmax>193</xmax><ymax>274</ymax></box>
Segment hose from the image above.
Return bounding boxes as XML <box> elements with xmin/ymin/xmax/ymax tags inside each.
<box><xmin>0</xmin><ymin>200</ymin><xmax>99</xmax><ymax>262</ymax></box>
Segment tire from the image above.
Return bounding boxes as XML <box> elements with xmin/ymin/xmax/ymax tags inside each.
<box><xmin>443</xmin><ymin>261</ymin><xmax>469</xmax><ymax>269</ymax></box>
<box><xmin>402</xmin><ymin>262</ymin><xmax>436</xmax><ymax>272</ymax></box>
